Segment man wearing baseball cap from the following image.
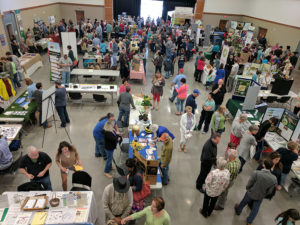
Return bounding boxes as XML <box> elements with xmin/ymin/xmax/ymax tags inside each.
<box><xmin>159</xmin><ymin>133</ymin><xmax>173</xmax><ymax>185</ymax></box>
<box><xmin>169</xmin><ymin>68</ymin><xmax>187</xmax><ymax>103</ymax></box>
<box><xmin>185</xmin><ymin>89</ymin><xmax>200</xmax><ymax>114</ymax></box>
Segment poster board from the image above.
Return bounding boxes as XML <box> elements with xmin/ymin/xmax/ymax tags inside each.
<box><xmin>220</xmin><ymin>45</ymin><xmax>229</xmax><ymax>66</ymax></box>
<box><xmin>41</xmin><ymin>86</ymin><xmax>56</xmax><ymax>124</ymax></box>
<box><xmin>262</xmin><ymin>108</ymin><xmax>285</xmax><ymax>123</ymax></box>
<box><xmin>48</xmin><ymin>42</ymin><xmax>61</xmax><ymax>81</ymax></box>
<box><xmin>291</xmin><ymin>120</ymin><xmax>300</xmax><ymax>142</ymax></box>
<box><xmin>61</xmin><ymin>32</ymin><xmax>78</xmax><ymax>60</ymax></box>
<box><xmin>245</xmin><ymin>31</ymin><xmax>253</xmax><ymax>45</ymax></box>
<box><xmin>233</xmin><ymin>78</ymin><xmax>252</xmax><ymax>98</ymax></box>
<box><xmin>278</xmin><ymin>110</ymin><xmax>298</xmax><ymax>141</ymax></box>
<box><xmin>242</xmin><ymin>85</ymin><xmax>261</xmax><ymax>110</ymax></box>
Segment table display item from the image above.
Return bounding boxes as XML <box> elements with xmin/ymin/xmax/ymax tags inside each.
<box><xmin>20</xmin><ymin>196</ymin><xmax>48</xmax><ymax>211</ymax></box>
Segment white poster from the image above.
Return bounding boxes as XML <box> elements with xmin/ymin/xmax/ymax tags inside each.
<box><xmin>242</xmin><ymin>86</ymin><xmax>261</xmax><ymax>110</ymax></box>
<box><xmin>220</xmin><ymin>45</ymin><xmax>229</xmax><ymax>66</ymax></box>
<box><xmin>245</xmin><ymin>31</ymin><xmax>253</xmax><ymax>45</ymax></box>
<box><xmin>61</xmin><ymin>32</ymin><xmax>78</xmax><ymax>60</ymax></box>
<box><xmin>41</xmin><ymin>86</ymin><xmax>56</xmax><ymax>124</ymax></box>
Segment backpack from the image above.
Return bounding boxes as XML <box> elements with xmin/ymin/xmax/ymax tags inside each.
<box><xmin>197</xmin><ymin>59</ymin><xmax>204</xmax><ymax>70</ymax></box>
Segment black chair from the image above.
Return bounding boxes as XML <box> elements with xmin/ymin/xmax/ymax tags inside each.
<box><xmin>93</xmin><ymin>94</ymin><xmax>107</xmax><ymax>102</ymax></box>
<box><xmin>70</xmin><ymin>171</ymin><xmax>92</xmax><ymax>191</ymax></box>
<box><xmin>17</xmin><ymin>182</ymin><xmax>45</xmax><ymax>191</ymax></box>
<box><xmin>69</xmin><ymin>92</ymin><xmax>83</xmax><ymax>106</ymax></box>
<box><xmin>276</xmin><ymin>97</ymin><xmax>291</xmax><ymax>109</ymax></box>
<box><xmin>265</xmin><ymin>96</ymin><xmax>278</xmax><ymax>105</ymax></box>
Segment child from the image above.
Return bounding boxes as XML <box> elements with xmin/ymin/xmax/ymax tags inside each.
<box><xmin>225</xmin><ymin>142</ymin><xmax>236</xmax><ymax>160</ymax></box>
<box><xmin>206</xmin><ymin>69</ymin><xmax>214</xmax><ymax>90</ymax></box>
<box><xmin>164</xmin><ymin>57</ymin><xmax>172</xmax><ymax>79</ymax></box>
<box><xmin>237</xmin><ymin>125</ymin><xmax>259</xmax><ymax>172</ymax></box>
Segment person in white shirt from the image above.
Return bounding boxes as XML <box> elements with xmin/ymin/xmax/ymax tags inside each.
<box><xmin>259</xmin><ymin>72</ymin><xmax>272</xmax><ymax>90</ymax></box>
<box><xmin>226</xmin><ymin>59</ymin><xmax>239</xmax><ymax>92</ymax></box>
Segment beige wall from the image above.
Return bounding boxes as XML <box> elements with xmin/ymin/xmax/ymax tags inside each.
<box><xmin>202</xmin><ymin>13</ymin><xmax>300</xmax><ymax>51</ymax></box>
<box><xmin>0</xmin><ymin>16</ymin><xmax>11</xmax><ymax>57</ymax></box>
<box><xmin>59</xmin><ymin>4</ymin><xmax>105</xmax><ymax>23</ymax></box>
<box><xmin>20</xmin><ymin>4</ymin><xmax>62</xmax><ymax>32</ymax></box>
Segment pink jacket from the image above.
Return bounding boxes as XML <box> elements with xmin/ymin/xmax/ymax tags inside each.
<box><xmin>176</xmin><ymin>84</ymin><xmax>189</xmax><ymax>99</ymax></box>
<box><xmin>119</xmin><ymin>84</ymin><xmax>131</xmax><ymax>94</ymax></box>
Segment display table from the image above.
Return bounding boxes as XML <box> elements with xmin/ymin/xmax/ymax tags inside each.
<box><xmin>226</xmin><ymin>99</ymin><xmax>262</xmax><ymax>121</ymax></box>
<box><xmin>65</xmin><ymin>83</ymin><xmax>118</xmax><ymax>105</ymax></box>
<box><xmin>0</xmin><ymin>124</ymin><xmax>22</xmax><ymax>145</ymax></box>
<box><xmin>36</xmin><ymin>38</ymin><xmax>52</xmax><ymax>50</ymax></box>
<box><xmin>264</xmin><ymin>132</ymin><xmax>287</xmax><ymax>151</ymax></box>
<box><xmin>130</xmin><ymin>61</ymin><xmax>146</xmax><ymax>85</ymax></box>
<box><xmin>0</xmin><ymin>191</ymin><xmax>97</xmax><ymax>225</ymax></box>
<box><xmin>0</xmin><ymin>91</ymin><xmax>37</xmax><ymax>123</ymax></box>
<box><xmin>204</xmin><ymin>51</ymin><xmax>212</xmax><ymax>61</ymax></box>
<box><xmin>19</xmin><ymin>53</ymin><xmax>43</xmax><ymax>76</ymax></box>
<box><xmin>71</xmin><ymin>69</ymin><xmax>120</xmax><ymax>82</ymax></box>
<box><xmin>129</xmin><ymin>95</ymin><xmax>152</xmax><ymax>127</ymax></box>
<box><xmin>128</xmin><ymin>131</ymin><xmax>162</xmax><ymax>190</ymax></box>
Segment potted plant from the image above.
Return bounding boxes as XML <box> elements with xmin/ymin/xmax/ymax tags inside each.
<box><xmin>141</xmin><ymin>95</ymin><xmax>152</xmax><ymax>113</ymax></box>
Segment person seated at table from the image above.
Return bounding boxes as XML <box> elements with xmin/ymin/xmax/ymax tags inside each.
<box><xmin>100</xmin><ymin>40</ymin><xmax>107</xmax><ymax>54</ymax></box>
<box><xmin>26</xmin><ymin>34</ymin><xmax>38</xmax><ymax>53</ymax></box>
<box><xmin>19</xmin><ymin>146</ymin><xmax>53</xmax><ymax>190</ymax></box>
<box><xmin>110</xmin><ymin>52</ymin><xmax>118</xmax><ymax>70</ymax></box>
<box><xmin>92</xmin><ymin>35</ymin><xmax>101</xmax><ymax>50</ymax></box>
<box><xmin>119</xmin><ymin>79</ymin><xmax>131</xmax><ymax>95</ymax></box>
<box><xmin>259</xmin><ymin>72</ymin><xmax>272</xmax><ymax>90</ymax></box>
<box><xmin>81</xmin><ymin>38</ymin><xmax>88</xmax><ymax>55</ymax></box>
<box><xmin>0</xmin><ymin>136</ymin><xmax>13</xmax><ymax>170</ymax></box>
<box><xmin>56</xmin><ymin>141</ymin><xmax>82</xmax><ymax>191</ymax></box>
<box><xmin>95</xmin><ymin>45</ymin><xmax>101</xmax><ymax>56</ymax></box>
<box><xmin>146</xmin><ymin>124</ymin><xmax>175</xmax><ymax>140</ymax></box>
<box><xmin>24</xmin><ymin>78</ymin><xmax>37</xmax><ymax>100</ymax></box>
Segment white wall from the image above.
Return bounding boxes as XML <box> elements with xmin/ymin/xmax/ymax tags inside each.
<box><xmin>0</xmin><ymin>0</ymin><xmax>104</xmax><ymax>12</ymax></box>
<box><xmin>203</xmin><ymin>0</ymin><xmax>300</xmax><ymax>27</ymax></box>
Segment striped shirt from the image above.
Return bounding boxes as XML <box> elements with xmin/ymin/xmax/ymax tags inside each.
<box><xmin>225</xmin><ymin>158</ymin><xmax>241</xmax><ymax>181</ymax></box>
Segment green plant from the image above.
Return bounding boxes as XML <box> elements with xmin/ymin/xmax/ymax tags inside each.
<box><xmin>141</xmin><ymin>95</ymin><xmax>152</xmax><ymax>106</ymax></box>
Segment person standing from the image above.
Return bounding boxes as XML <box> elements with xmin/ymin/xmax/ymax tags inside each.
<box><xmin>226</xmin><ymin>59</ymin><xmax>239</xmax><ymax>92</ymax></box>
<box><xmin>19</xmin><ymin>146</ymin><xmax>53</xmax><ymax>190</ymax></box>
<box><xmin>179</xmin><ymin>106</ymin><xmax>196</xmax><ymax>153</ymax></box>
<box><xmin>117</xmin><ymin>86</ymin><xmax>135</xmax><ymax>127</ymax></box>
<box><xmin>67</xmin><ymin>45</ymin><xmax>75</xmax><ymax>65</ymax></box>
<box><xmin>151</xmin><ymin>73</ymin><xmax>165</xmax><ymax>111</ymax></box>
<box><xmin>0</xmin><ymin>137</ymin><xmax>13</xmax><ymax>170</ymax></box>
<box><xmin>177</xmin><ymin>48</ymin><xmax>185</xmax><ymax>71</ymax></box>
<box><xmin>215</xmin><ymin>149</ymin><xmax>241</xmax><ymax>210</ymax></box>
<box><xmin>96</xmin><ymin>23</ymin><xmax>103</xmax><ymax>41</ymax></box>
<box><xmin>224</xmin><ymin>54</ymin><xmax>234</xmax><ymax>85</ymax></box>
<box><xmin>194</xmin><ymin>56</ymin><xmax>205</xmax><ymax>83</ymax></box>
<box><xmin>24</xmin><ymin>78</ymin><xmax>37</xmax><ymax>100</ymax></box>
<box><xmin>211</xmin><ymin>79</ymin><xmax>226</xmax><ymax>110</ymax></box>
<box><xmin>210</xmin><ymin>106</ymin><xmax>227</xmax><ymax>136</ymax></box>
<box><xmin>235</xmin><ymin>159</ymin><xmax>277</xmax><ymax>225</ymax></box>
<box><xmin>55</xmin><ymin>81</ymin><xmax>70</xmax><ymax>128</ymax></box>
<box><xmin>160</xmin><ymin>133</ymin><xmax>173</xmax><ymax>185</ymax></box>
<box><xmin>102</xmin><ymin>176</ymin><xmax>133</xmax><ymax>224</ymax></box>
<box><xmin>106</xmin><ymin>23</ymin><xmax>113</xmax><ymax>41</ymax></box>
<box><xmin>175</xmin><ymin>78</ymin><xmax>188</xmax><ymax>115</ymax></box>
<box><xmin>214</xmin><ymin>64</ymin><xmax>225</xmax><ymax>85</ymax></box>
<box><xmin>119</xmin><ymin>48</ymin><xmax>129</xmax><ymax>79</ymax></box>
<box><xmin>196</xmin><ymin>134</ymin><xmax>221</xmax><ymax>193</ymax></box>
<box><xmin>170</xmin><ymin>48</ymin><xmax>177</xmax><ymax>77</ymax></box>
<box><xmin>169</xmin><ymin>68</ymin><xmax>187</xmax><ymax>103</ymax></box>
<box><xmin>55</xmin><ymin>141</ymin><xmax>82</xmax><ymax>191</ymax></box>
<box><xmin>230</xmin><ymin>114</ymin><xmax>248</xmax><ymax>147</ymax></box>
<box><xmin>59</xmin><ymin>54</ymin><xmax>72</xmax><ymax>84</ymax></box>
<box><xmin>185</xmin><ymin>89</ymin><xmax>200</xmax><ymax>114</ymax></box>
<box><xmin>197</xmin><ymin>93</ymin><xmax>215</xmax><ymax>134</ymax></box>
<box><xmin>276</xmin><ymin>141</ymin><xmax>299</xmax><ymax>185</ymax></box>
<box><xmin>200</xmin><ymin>157</ymin><xmax>230</xmax><ymax>218</ymax></box>
<box><xmin>7</xmin><ymin>57</ymin><xmax>21</xmax><ymax>88</ymax></box>
<box><xmin>147</xmin><ymin>124</ymin><xmax>175</xmax><ymax>140</ymax></box>
<box><xmin>163</xmin><ymin>56</ymin><xmax>172</xmax><ymax>79</ymax></box>
<box><xmin>6</xmin><ymin>52</ymin><xmax>23</xmax><ymax>82</ymax></box>
<box><xmin>237</xmin><ymin>125</ymin><xmax>259</xmax><ymax>172</ymax></box>
<box><xmin>102</xmin><ymin>120</ymin><xmax>121</xmax><ymax>178</ymax></box>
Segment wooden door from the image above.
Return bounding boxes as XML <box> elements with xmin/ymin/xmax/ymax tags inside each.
<box><xmin>76</xmin><ymin>11</ymin><xmax>85</xmax><ymax>23</ymax></box>
<box><xmin>257</xmin><ymin>27</ymin><xmax>267</xmax><ymax>39</ymax></box>
<box><xmin>219</xmin><ymin>20</ymin><xmax>227</xmax><ymax>31</ymax></box>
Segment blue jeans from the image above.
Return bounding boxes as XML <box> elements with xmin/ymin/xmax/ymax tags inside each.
<box><xmin>210</xmin><ymin>128</ymin><xmax>225</xmax><ymax>137</ymax></box>
<box><xmin>176</xmin><ymin>99</ymin><xmax>185</xmax><ymax>112</ymax></box>
<box><xmin>178</xmin><ymin>61</ymin><xmax>184</xmax><ymax>69</ymax></box>
<box><xmin>94</xmin><ymin>138</ymin><xmax>107</xmax><ymax>158</ymax></box>
<box><xmin>254</xmin><ymin>140</ymin><xmax>264</xmax><ymax>161</ymax></box>
<box><xmin>13</xmin><ymin>73</ymin><xmax>21</xmax><ymax>88</ymax></box>
<box><xmin>56</xmin><ymin>106</ymin><xmax>70</xmax><ymax>127</ymax></box>
<box><xmin>165</xmin><ymin>71</ymin><xmax>170</xmax><ymax>79</ymax></box>
<box><xmin>31</xmin><ymin>175</ymin><xmax>52</xmax><ymax>190</ymax></box>
<box><xmin>160</xmin><ymin>162</ymin><xmax>169</xmax><ymax>185</ymax></box>
<box><xmin>17</xmin><ymin>71</ymin><xmax>23</xmax><ymax>81</ymax></box>
<box><xmin>214</xmin><ymin>104</ymin><xmax>221</xmax><ymax>112</ymax></box>
<box><xmin>236</xmin><ymin>192</ymin><xmax>262</xmax><ymax>224</ymax></box>
<box><xmin>239</xmin><ymin>156</ymin><xmax>246</xmax><ymax>172</ymax></box>
<box><xmin>281</xmin><ymin>173</ymin><xmax>288</xmax><ymax>185</ymax></box>
<box><xmin>169</xmin><ymin>89</ymin><xmax>178</xmax><ymax>102</ymax></box>
<box><xmin>118</xmin><ymin>105</ymin><xmax>130</xmax><ymax>127</ymax></box>
<box><xmin>0</xmin><ymin>158</ymin><xmax>13</xmax><ymax>170</ymax></box>
<box><xmin>62</xmin><ymin>71</ymin><xmax>70</xmax><ymax>84</ymax></box>
<box><xmin>104</xmin><ymin>149</ymin><xmax>114</xmax><ymax>173</ymax></box>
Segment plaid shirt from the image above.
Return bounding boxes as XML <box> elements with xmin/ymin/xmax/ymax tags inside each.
<box><xmin>225</xmin><ymin>158</ymin><xmax>241</xmax><ymax>181</ymax></box>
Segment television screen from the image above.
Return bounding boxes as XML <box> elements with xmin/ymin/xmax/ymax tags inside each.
<box><xmin>271</xmin><ymin>79</ymin><xmax>293</xmax><ymax>96</ymax></box>
<box><xmin>278</xmin><ymin>110</ymin><xmax>299</xmax><ymax>141</ymax></box>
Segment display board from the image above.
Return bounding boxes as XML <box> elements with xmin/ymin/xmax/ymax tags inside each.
<box><xmin>278</xmin><ymin>110</ymin><xmax>298</xmax><ymax>141</ymax></box>
<box><xmin>220</xmin><ymin>45</ymin><xmax>229</xmax><ymax>66</ymax></box>
<box><xmin>41</xmin><ymin>86</ymin><xmax>56</xmax><ymax>124</ymax></box>
<box><xmin>48</xmin><ymin>42</ymin><xmax>61</xmax><ymax>81</ymax></box>
<box><xmin>291</xmin><ymin>120</ymin><xmax>300</xmax><ymax>142</ymax></box>
<box><xmin>242</xmin><ymin>85</ymin><xmax>261</xmax><ymax>110</ymax></box>
<box><xmin>262</xmin><ymin>108</ymin><xmax>285</xmax><ymax>123</ymax></box>
<box><xmin>233</xmin><ymin>78</ymin><xmax>252</xmax><ymax>98</ymax></box>
<box><xmin>61</xmin><ymin>32</ymin><xmax>78</xmax><ymax>60</ymax></box>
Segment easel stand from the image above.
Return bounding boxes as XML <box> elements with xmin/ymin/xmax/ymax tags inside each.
<box><xmin>41</xmin><ymin>93</ymin><xmax>71</xmax><ymax>147</ymax></box>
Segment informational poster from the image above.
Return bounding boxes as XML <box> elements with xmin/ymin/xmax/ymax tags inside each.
<box><xmin>15</xmin><ymin>10</ymin><xmax>25</xmax><ymax>38</ymax></box>
<box><xmin>220</xmin><ymin>45</ymin><xmax>229</xmax><ymax>66</ymax></box>
<box><xmin>291</xmin><ymin>120</ymin><xmax>300</xmax><ymax>142</ymax></box>
<box><xmin>262</xmin><ymin>108</ymin><xmax>285</xmax><ymax>123</ymax></box>
<box><xmin>41</xmin><ymin>85</ymin><xmax>56</xmax><ymax>124</ymax></box>
<box><xmin>48</xmin><ymin>42</ymin><xmax>61</xmax><ymax>81</ymax></box>
<box><xmin>233</xmin><ymin>78</ymin><xmax>252</xmax><ymax>97</ymax></box>
<box><xmin>245</xmin><ymin>31</ymin><xmax>254</xmax><ymax>45</ymax></box>
<box><xmin>48</xmin><ymin>16</ymin><xmax>55</xmax><ymax>24</ymax></box>
<box><xmin>279</xmin><ymin>110</ymin><xmax>299</xmax><ymax>141</ymax></box>
<box><xmin>61</xmin><ymin>32</ymin><xmax>78</xmax><ymax>60</ymax></box>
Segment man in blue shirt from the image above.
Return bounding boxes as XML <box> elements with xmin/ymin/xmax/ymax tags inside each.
<box><xmin>93</xmin><ymin>113</ymin><xmax>118</xmax><ymax>158</ymax></box>
<box><xmin>169</xmin><ymin>68</ymin><xmax>187</xmax><ymax>103</ymax></box>
<box><xmin>0</xmin><ymin>137</ymin><xmax>13</xmax><ymax>170</ymax></box>
<box><xmin>25</xmin><ymin>78</ymin><xmax>37</xmax><ymax>100</ymax></box>
<box><xmin>145</xmin><ymin>124</ymin><xmax>175</xmax><ymax>140</ymax></box>
<box><xmin>100</xmin><ymin>40</ymin><xmax>107</xmax><ymax>54</ymax></box>
<box><xmin>92</xmin><ymin>35</ymin><xmax>101</xmax><ymax>48</ymax></box>
<box><xmin>55</xmin><ymin>81</ymin><xmax>70</xmax><ymax>128</ymax></box>
<box><xmin>96</xmin><ymin>24</ymin><xmax>102</xmax><ymax>41</ymax></box>
<box><xmin>185</xmin><ymin>89</ymin><xmax>200</xmax><ymax>114</ymax></box>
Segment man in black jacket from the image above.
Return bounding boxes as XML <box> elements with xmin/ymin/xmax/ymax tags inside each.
<box><xmin>196</xmin><ymin>134</ymin><xmax>221</xmax><ymax>193</ymax></box>
<box><xmin>254</xmin><ymin>117</ymin><xmax>279</xmax><ymax>161</ymax></box>
<box><xmin>185</xmin><ymin>89</ymin><xmax>200</xmax><ymax>114</ymax></box>
<box><xmin>211</xmin><ymin>79</ymin><xmax>226</xmax><ymax>111</ymax></box>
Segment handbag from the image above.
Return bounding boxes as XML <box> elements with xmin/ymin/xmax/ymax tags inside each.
<box><xmin>133</xmin><ymin>173</ymin><xmax>151</xmax><ymax>202</ymax></box>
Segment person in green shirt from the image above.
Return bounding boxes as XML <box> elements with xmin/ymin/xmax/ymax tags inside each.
<box><xmin>8</xmin><ymin>57</ymin><xmax>21</xmax><ymax>88</ymax></box>
<box><xmin>114</xmin><ymin>25</ymin><xmax>120</xmax><ymax>38</ymax></box>
<box><xmin>121</xmin><ymin>197</ymin><xmax>170</xmax><ymax>225</ymax></box>
<box><xmin>159</xmin><ymin>133</ymin><xmax>173</xmax><ymax>185</ymax></box>
<box><xmin>210</xmin><ymin>105</ymin><xmax>227</xmax><ymax>137</ymax></box>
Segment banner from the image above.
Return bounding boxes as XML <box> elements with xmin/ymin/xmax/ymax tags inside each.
<box><xmin>15</xmin><ymin>10</ymin><xmax>25</xmax><ymax>39</ymax></box>
<box><xmin>220</xmin><ymin>45</ymin><xmax>229</xmax><ymax>66</ymax></box>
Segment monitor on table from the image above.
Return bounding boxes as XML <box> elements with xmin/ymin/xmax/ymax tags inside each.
<box><xmin>271</xmin><ymin>78</ymin><xmax>293</xmax><ymax>96</ymax></box>
<box><xmin>278</xmin><ymin>109</ymin><xmax>299</xmax><ymax>141</ymax></box>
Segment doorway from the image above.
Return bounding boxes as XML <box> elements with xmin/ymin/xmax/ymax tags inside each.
<box><xmin>257</xmin><ymin>27</ymin><xmax>268</xmax><ymax>39</ymax></box>
<box><xmin>2</xmin><ymin>12</ymin><xmax>19</xmax><ymax>42</ymax></box>
<box><xmin>76</xmin><ymin>11</ymin><xmax>85</xmax><ymax>23</ymax></box>
<box><xmin>219</xmin><ymin>20</ymin><xmax>227</xmax><ymax>31</ymax></box>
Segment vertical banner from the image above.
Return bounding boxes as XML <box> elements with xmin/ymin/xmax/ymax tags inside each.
<box><xmin>15</xmin><ymin>10</ymin><xmax>25</xmax><ymax>39</ymax></box>
<box><xmin>48</xmin><ymin>42</ymin><xmax>61</xmax><ymax>81</ymax></box>
<box><xmin>61</xmin><ymin>32</ymin><xmax>78</xmax><ymax>60</ymax></box>
<box><xmin>220</xmin><ymin>45</ymin><xmax>229</xmax><ymax>66</ymax></box>
<box><xmin>203</xmin><ymin>25</ymin><xmax>211</xmax><ymax>47</ymax></box>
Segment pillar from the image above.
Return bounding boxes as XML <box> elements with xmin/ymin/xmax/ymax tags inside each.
<box><xmin>194</xmin><ymin>0</ymin><xmax>205</xmax><ymax>20</ymax></box>
<box><xmin>105</xmin><ymin>0</ymin><xmax>113</xmax><ymax>23</ymax></box>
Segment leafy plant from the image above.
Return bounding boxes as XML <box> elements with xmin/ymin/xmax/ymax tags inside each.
<box><xmin>141</xmin><ymin>95</ymin><xmax>152</xmax><ymax>106</ymax></box>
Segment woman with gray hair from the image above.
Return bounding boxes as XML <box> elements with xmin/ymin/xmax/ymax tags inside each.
<box><xmin>200</xmin><ymin>157</ymin><xmax>230</xmax><ymax>218</ymax></box>
<box><xmin>102</xmin><ymin>120</ymin><xmax>121</xmax><ymax>178</ymax></box>
<box><xmin>230</xmin><ymin>113</ymin><xmax>248</xmax><ymax>147</ymax></box>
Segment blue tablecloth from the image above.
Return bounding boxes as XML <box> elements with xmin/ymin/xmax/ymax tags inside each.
<box><xmin>128</xmin><ymin>130</ymin><xmax>162</xmax><ymax>184</ymax></box>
